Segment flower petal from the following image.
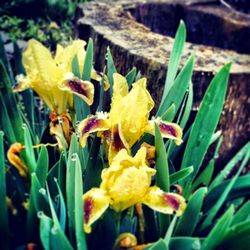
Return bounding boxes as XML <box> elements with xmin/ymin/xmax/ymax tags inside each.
<box><xmin>83</xmin><ymin>188</ymin><xmax>110</xmax><ymax>233</ymax></box>
<box><xmin>60</xmin><ymin>74</ymin><xmax>94</xmax><ymax>105</ymax></box>
<box><xmin>14</xmin><ymin>74</ymin><xmax>31</xmax><ymax>92</ymax></box>
<box><xmin>78</xmin><ymin>114</ymin><xmax>110</xmax><ymax>147</ymax></box>
<box><xmin>142</xmin><ymin>186</ymin><xmax>186</xmax><ymax>216</ymax></box>
<box><xmin>108</xmin><ymin>123</ymin><xmax>130</xmax><ymax>164</ymax></box>
<box><xmin>145</xmin><ymin>119</ymin><xmax>183</xmax><ymax>145</ymax></box>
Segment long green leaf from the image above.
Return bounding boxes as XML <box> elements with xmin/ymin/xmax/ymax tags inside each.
<box><xmin>155</xmin><ymin>124</ymin><xmax>170</xmax><ymax>236</ymax></box>
<box><xmin>126</xmin><ymin>67</ymin><xmax>137</xmax><ymax>87</ymax></box>
<box><xmin>201</xmin><ymin>206</ymin><xmax>234</xmax><ymax>250</ymax></box>
<box><xmin>175</xmin><ymin>187</ymin><xmax>207</xmax><ymax>236</ymax></box>
<box><xmin>36</xmin><ymin>146</ymin><xmax>49</xmax><ymax>187</ymax></box>
<box><xmin>74</xmin><ymin>156</ymin><xmax>87</xmax><ymax>250</ymax></box>
<box><xmin>218</xmin><ymin>221</ymin><xmax>250</xmax><ymax>249</ymax></box>
<box><xmin>231</xmin><ymin>201</ymin><xmax>250</xmax><ymax>226</ymax></box>
<box><xmin>161</xmin><ymin>20</ymin><xmax>186</xmax><ymax>100</ymax></box>
<box><xmin>169</xmin><ymin>237</ymin><xmax>201</xmax><ymax>250</ymax></box>
<box><xmin>201</xmin><ymin>150</ymin><xmax>249</xmax><ymax>229</ymax></box>
<box><xmin>0</xmin><ymin>60</ymin><xmax>24</xmax><ymax>143</ymax></box>
<box><xmin>157</xmin><ymin>55</ymin><xmax>194</xmax><ymax>117</ymax></box>
<box><xmin>0</xmin><ymin>131</ymin><xmax>9</xmax><ymax>250</ymax></box>
<box><xmin>209</xmin><ymin>142</ymin><xmax>250</xmax><ymax>190</ymax></box>
<box><xmin>23</xmin><ymin>124</ymin><xmax>36</xmax><ymax>173</ymax></box>
<box><xmin>169</xmin><ymin>167</ymin><xmax>193</xmax><ymax>185</ymax></box>
<box><xmin>181</xmin><ymin>63</ymin><xmax>231</xmax><ymax>181</ymax></box>
<box><xmin>146</xmin><ymin>239</ymin><xmax>168</xmax><ymax>250</ymax></box>
<box><xmin>82</xmin><ymin>38</ymin><xmax>93</xmax><ymax>81</ymax></box>
<box><xmin>191</xmin><ymin>160</ymin><xmax>214</xmax><ymax>192</ymax></box>
<box><xmin>39</xmin><ymin>213</ymin><xmax>53</xmax><ymax>250</ymax></box>
<box><xmin>107</xmin><ymin>47</ymin><xmax>117</xmax><ymax>96</ymax></box>
<box><xmin>47</xmin><ymin>185</ymin><xmax>73</xmax><ymax>250</ymax></box>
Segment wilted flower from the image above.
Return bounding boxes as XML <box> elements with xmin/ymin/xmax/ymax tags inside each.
<box><xmin>82</xmin><ymin>147</ymin><xmax>186</xmax><ymax>233</ymax></box>
<box><xmin>78</xmin><ymin>73</ymin><xmax>183</xmax><ymax>163</ymax></box>
<box><xmin>14</xmin><ymin>39</ymin><xmax>96</xmax><ymax>115</ymax></box>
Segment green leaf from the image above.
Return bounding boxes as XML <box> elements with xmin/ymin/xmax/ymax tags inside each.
<box><xmin>36</xmin><ymin>146</ymin><xmax>49</xmax><ymax>187</ymax></box>
<box><xmin>201</xmin><ymin>150</ymin><xmax>249</xmax><ymax>229</ymax></box>
<box><xmin>231</xmin><ymin>201</ymin><xmax>250</xmax><ymax>226</ymax></box>
<box><xmin>180</xmin><ymin>81</ymin><xmax>193</xmax><ymax>129</ymax></box>
<box><xmin>82</xmin><ymin>38</ymin><xmax>93</xmax><ymax>81</ymax></box>
<box><xmin>72</xmin><ymin>55</ymin><xmax>81</xmax><ymax>78</ymax></box>
<box><xmin>0</xmin><ymin>131</ymin><xmax>9</xmax><ymax>250</ymax></box>
<box><xmin>191</xmin><ymin>160</ymin><xmax>214</xmax><ymax>192</ymax></box>
<box><xmin>170</xmin><ymin>166</ymin><xmax>193</xmax><ymax>185</ymax></box>
<box><xmin>107</xmin><ymin>47</ymin><xmax>117</xmax><ymax>96</ymax></box>
<box><xmin>74</xmin><ymin>155</ymin><xmax>87</xmax><ymax>250</ymax></box>
<box><xmin>0</xmin><ymin>60</ymin><xmax>24</xmax><ymax>144</ymax></box>
<box><xmin>204</xmin><ymin>175</ymin><xmax>250</xmax><ymax>213</ymax></box>
<box><xmin>146</xmin><ymin>239</ymin><xmax>168</xmax><ymax>250</ymax></box>
<box><xmin>55</xmin><ymin>180</ymin><xmax>66</xmax><ymax>232</ymax></box>
<box><xmin>181</xmin><ymin>63</ymin><xmax>231</xmax><ymax>181</ymax></box>
<box><xmin>201</xmin><ymin>206</ymin><xmax>234</xmax><ymax>250</ymax></box>
<box><xmin>47</xmin><ymin>185</ymin><xmax>73</xmax><ymax>250</ymax></box>
<box><xmin>0</xmin><ymin>33</ymin><xmax>14</xmax><ymax>83</ymax></box>
<box><xmin>175</xmin><ymin>187</ymin><xmax>207</xmax><ymax>236</ymax></box>
<box><xmin>161</xmin><ymin>20</ymin><xmax>186</xmax><ymax>100</ymax></box>
<box><xmin>125</xmin><ymin>67</ymin><xmax>137</xmax><ymax>87</ymax></box>
<box><xmin>209</xmin><ymin>142</ymin><xmax>250</xmax><ymax>190</ymax></box>
<box><xmin>155</xmin><ymin>124</ymin><xmax>170</xmax><ymax>236</ymax></box>
<box><xmin>169</xmin><ymin>237</ymin><xmax>201</xmax><ymax>250</ymax></box>
<box><xmin>218</xmin><ymin>221</ymin><xmax>250</xmax><ymax>250</ymax></box>
<box><xmin>155</xmin><ymin>124</ymin><xmax>170</xmax><ymax>192</ymax></box>
<box><xmin>39</xmin><ymin>213</ymin><xmax>53</xmax><ymax>250</ymax></box>
<box><xmin>83</xmin><ymin>136</ymin><xmax>102</xmax><ymax>192</ymax></box>
<box><xmin>23</xmin><ymin>123</ymin><xmax>36</xmax><ymax>173</ymax></box>
<box><xmin>161</xmin><ymin>104</ymin><xmax>176</xmax><ymax>122</ymax></box>
<box><xmin>0</xmin><ymin>95</ymin><xmax>16</xmax><ymax>143</ymax></box>
<box><xmin>164</xmin><ymin>216</ymin><xmax>177</xmax><ymax>247</ymax></box>
<box><xmin>157</xmin><ymin>55</ymin><xmax>194</xmax><ymax>117</ymax></box>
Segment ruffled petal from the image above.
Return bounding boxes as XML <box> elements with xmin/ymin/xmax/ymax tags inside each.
<box><xmin>83</xmin><ymin>188</ymin><xmax>110</xmax><ymax>233</ymax></box>
<box><xmin>145</xmin><ymin>118</ymin><xmax>183</xmax><ymax>145</ymax></box>
<box><xmin>142</xmin><ymin>186</ymin><xmax>186</xmax><ymax>216</ymax></box>
<box><xmin>59</xmin><ymin>73</ymin><xmax>94</xmax><ymax>105</ymax></box>
<box><xmin>78</xmin><ymin>113</ymin><xmax>110</xmax><ymax>147</ymax></box>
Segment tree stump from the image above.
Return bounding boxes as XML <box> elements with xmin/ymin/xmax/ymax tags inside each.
<box><xmin>76</xmin><ymin>0</ymin><xmax>250</xmax><ymax>166</ymax></box>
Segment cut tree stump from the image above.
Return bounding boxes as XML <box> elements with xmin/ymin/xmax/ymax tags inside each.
<box><xmin>76</xmin><ymin>0</ymin><xmax>250</xmax><ymax>166</ymax></box>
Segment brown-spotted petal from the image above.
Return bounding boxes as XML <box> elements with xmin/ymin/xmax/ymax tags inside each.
<box><xmin>145</xmin><ymin>119</ymin><xmax>183</xmax><ymax>145</ymax></box>
<box><xmin>142</xmin><ymin>186</ymin><xmax>186</xmax><ymax>216</ymax></box>
<box><xmin>108</xmin><ymin>123</ymin><xmax>130</xmax><ymax>164</ymax></box>
<box><xmin>60</xmin><ymin>74</ymin><xmax>94</xmax><ymax>105</ymax></box>
<box><xmin>83</xmin><ymin>188</ymin><xmax>110</xmax><ymax>233</ymax></box>
<box><xmin>78</xmin><ymin>114</ymin><xmax>110</xmax><ymax>147</ymax></box>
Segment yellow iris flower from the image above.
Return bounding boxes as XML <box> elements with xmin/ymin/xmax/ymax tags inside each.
<box><xmin>83</xmin><ymin>147</ymin><xmax>186</xmax><ymax>233</ymax></box>
<box><xmin>78</xmin><ymin>73</ymin><xmax>183</xmax><ymax>163</ymax></box>
<box><xmin>14</xmin><ymin>39</ymin><xmax>97</xmax><ymax>115</ymax></box>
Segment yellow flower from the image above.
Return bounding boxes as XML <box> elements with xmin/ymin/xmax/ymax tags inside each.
<box><xmin>14</xmin><ymin>39</ymin><xmax>97</xmax><ymax>115</ymax></box>
<box><xmin>83</xmin><ymin>147</ymin><xmax>186</xmax><ymax>233</ymax></box>
<box><xmin>78</xmin><ymin>73</ymin><xmax>183</xmax><ymax>163</ymax></box>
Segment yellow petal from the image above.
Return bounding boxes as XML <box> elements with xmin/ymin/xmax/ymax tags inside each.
<box><xmin>78</xmin><ymin>113</ymin><xmax>110</xmax><ymax>147</ymax></box>
<box><xmin>101</xmin><ymin>147</ymin><xmax>155</xmax><ymax>211</ymax></box>
<box><xmin>142</xmin><ymin>186</ymin><xmax>186</xmax><ymax>216</ymax></box>
<box><xmin>112</xmin><ymin>73</ymin><xmax>128</xmax><ymax>102</ymax></box>
<box><xmin>14</xmin><ymin>74</ymin><xmax>31</xmax><ymax>92</ymax></box>
<box><xmin>83</xmin><ymin>188</ymin><xmax>110</xmax><ymax>233</ymax></box>
<box><xmin>55</xmin><ymin>40</ymin><xmax>87</xmax><ymax>73</ymax></box>
<box><xmin>110</xmin><ymin>77</ymin><xmax>154</xmax><ymax>148</ymax></box>
<box><xmin>23</xmin><ymin>39</ymin><xmax>60</xmax><ymax>88</ymax></box>
<box><xmin>59</xmin><ymin>73</ymin><xmax>94</xmax><ymax>105</ymax></box>
<box><xmin>145</xmin><ymin>118</ymin><xmax>183</xmax><ymax>145</ymax></box>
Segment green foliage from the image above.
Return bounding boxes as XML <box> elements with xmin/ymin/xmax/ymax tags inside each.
<box><xmin>0</xmin><ymin>19</ymin><xmax>249</xmax><ymax>250</ymax></box>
